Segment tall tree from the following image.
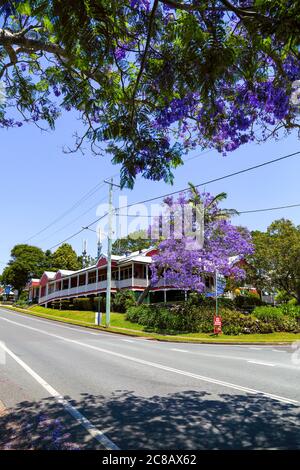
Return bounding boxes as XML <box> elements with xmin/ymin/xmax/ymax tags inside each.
<box><xmin>112</xmin><ymin>230</ymin><xmax>153</xmax><ymax>256</ymax></box>
<box><xmin>248</xmin><ymin>219</ymin><xmax>300</xmax><ymax>303</ymax></box>
<box><xmin>1</xmin><ymin>244</ymin><xmax>47</xmax><ymax>293</ymax></box>
<box><xmin>0</xmin><ymin>1</ymin><xmax>299</xmax><ymax>187</ymax></box>
<box><xmin>51</xmin><ymin>243</ymin><xmax>81</xmax><ymax>271</ymax></box>
<box><xmin>138</xmin><ymin>189</ymin><xmax>252</xmax><ymax>303</ymax></box>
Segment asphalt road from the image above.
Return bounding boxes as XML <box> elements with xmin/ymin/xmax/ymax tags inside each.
<box><xmin>0</xmin><ymin>307</ymin><xmax>300</xmax><ymax>450</ymax></box>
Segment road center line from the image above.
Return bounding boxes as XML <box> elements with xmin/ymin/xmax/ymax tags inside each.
<box><xmin>171</xmin><ymin>348</ymin><xmax>189</xmax><ymax>353</ymax></box>
<box><xmin>0</xmin><ymin>341</ymin><xmax>119</xmax><ymax>450</ymax></box>
<box><xmin>0</xmin><ymin>309</ymin><xmax>103</xmax><ymax>336</ymax></box>
<box><xmin>0</xmin><ymin>316</ymin><xmax>299</xmax><ymax>406</ymax></box>
<box><xmin>247</xmin><ymin>360</ymin><xmax>276</xmax><ymax>367</ymax></box>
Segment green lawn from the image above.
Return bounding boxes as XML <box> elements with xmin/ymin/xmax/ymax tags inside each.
<box><xmin>29</xmin><ymin>305</ymin><xmax>145</xmax><ymax>332</ymax></box>
<box><xmin>1</xmin><ymin>304</ymin><xmax>300</xmax><ymax>343</ymax></box>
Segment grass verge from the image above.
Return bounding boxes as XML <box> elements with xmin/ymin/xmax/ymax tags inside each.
<box><xmin>1</xmin><ymin>304</ymin><xmax>300</xmax><ymax>344</ymax></box>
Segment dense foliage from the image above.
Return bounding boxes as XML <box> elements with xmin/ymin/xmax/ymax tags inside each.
<box><xmin>1</xmin><ymin>242</ymin><xmax>82</xmax><ymax>292</ymax></box>
<box><xmin>1</xmin><ymin>244</ymin><xmax>48</xmax><ymax>292</ymax></box>
<box><xmin>0</xmin><ymin>1</ymin><xmax>300</xmax><ymax>186</ymax></box>
<box><xmin>112</xmin><ymin>230</ymin><xmax>153</xmax><ymax>256</ymax></box>
<box><xmin>146</xmin><ymin>189</ymin><xmax>253</xmax><ymax>296</ymax></box>
<box><xmin>126</xmin><ymin>300</ymin><xmax>300</xmax><ymax>335</ymax></box>
<box><xmin>50</xmin><ymin>243</ymin><xmax>81</xmax><ymax>270</ymax></box>
<box><xmin>248</xmin><ymin>219</ymin><xmax>300</xmax><ymax>303</ymax></box>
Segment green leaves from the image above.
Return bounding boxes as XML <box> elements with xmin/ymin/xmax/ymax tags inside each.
<box><xmin>16</xmin><ymin>1</ymin><xmax>31</xmax><ymax>16</ymax></box>
<box><xmin>0</xmin><ymin>1</ymin><xmax>300</xmax><ymax>187</ymax></box>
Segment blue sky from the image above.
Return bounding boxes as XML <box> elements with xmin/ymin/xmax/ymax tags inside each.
<box><xmin>1</xmin><ymin>110</ymin><xmax>300</xmax><ymax>271</ymax></box>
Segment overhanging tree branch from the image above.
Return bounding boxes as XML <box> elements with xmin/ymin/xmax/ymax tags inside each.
<box><xmin>130</xmin><ymin>0</ymin><xmax>159</xmax><ymax>125</ymax></box>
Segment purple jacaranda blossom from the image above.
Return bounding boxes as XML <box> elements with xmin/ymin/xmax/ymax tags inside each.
<box><xmin>149</xmin><ymin>190</ymin><xmax>253</xmax><ymax>292</ymax></box>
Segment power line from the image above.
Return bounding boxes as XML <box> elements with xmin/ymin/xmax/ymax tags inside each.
<box><xmin>37</xmin><ymin>195</ymin><xmax>108</xmax><ymax>244</ymax></box>
<box><xmin>116</xmin><ymin>150</ymin><xmax>300</xmax><ymax>210</ymax></box>
<box><xmin>49</xmin><ymin>228</ymin><xmax>86</xmax><ymax>251</ymax></box>
<box><xmin>116</xmin><ymin>202</ymin><xmax>300</xmax><ymax>218</ymax></box>
<box><xmin>24</xmin><ymin>181</ymin><xmax>106</xmax><ymax>242</ymax></box>
<box><xmin>45</xmin><ymin>149</ymin><xmax>300</xmax><ymax>249</ymax></box>
<box><xmin>184</xmin><ymin>149</ymin><xmax>214</xmax><ymax>162</ymax></box>
<box><xmin>239</xmin><ymin>203</ymin><xmax>300</xmax><ymax>214</ymax></box>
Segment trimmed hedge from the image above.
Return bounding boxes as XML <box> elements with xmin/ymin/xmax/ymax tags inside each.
<box><xmin>73</xmin><ymin>297</ymin><xmax>94</xmax><ymax>311</ymax></box>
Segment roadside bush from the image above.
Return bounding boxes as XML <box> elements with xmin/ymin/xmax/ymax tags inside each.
<box><xmin>73</xmin><ymin>297</ymin><xmax>94</xmax><ymax>311</ymax></box>
<box><xmin>14</xmin><ymin>299</ymin><xmax>28</xmax><ymax>308</ymax></box>
<box><xmin>280</xmin><ymin>304</ymin><xmax>300</xmax><ymax>320</ymax></box>
<box><xmin>49</xmin><ymin>299</ymin><xmax>73</xmax><ymax>310</ymax></box>
<box><xmin>60</xmin><ymin>299</ymin><xmax>72</xmax><ymax>310</ymax></box>
<box><xmin>253</xmin><ymin>306</ymin><xmax>300</xmax><ymax>332</ymax></box>
<box><xmin>93</xmin><ymin>296</ymin><xmax>106</xmax><ymax>312</ymax></box>
<box><xmin>234</xmin><ymin>295</ymin><xmax>263</xmax><ymax>312</ymax></box>
<box><xmin>112</xmin><ymin>290</ymin><xmax>136</xmax><ymax>313</ymax></box>
<box><xmin>126</xmin><ymin>303</ymin><xmax>264</xmax><ymax>335</ymax></box>
<box><xmin>187</xmin><ymin>292</ymin><xmax>235</xmax><ymax>310</ymax></box>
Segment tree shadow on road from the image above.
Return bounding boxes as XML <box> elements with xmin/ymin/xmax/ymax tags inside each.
<box><xmin>0</xmin><ymin>390</ymin><xmax>299</xmax><ymax>449</ymax></box>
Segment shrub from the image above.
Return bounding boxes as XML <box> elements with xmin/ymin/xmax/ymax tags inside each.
<box><xmin>253</xmin><ymin>306</ymin><xmax>300</xmax><ymax>332</ymax></box>
<box><xmin>234</xmin><ymin>295</ymin><xmax>263</xmax><ymax>312</ymax></box>
<box><xmin>127</xmin><ymin>301</ymin><xmax>300</xmax><ymax>336</ymax></box>
<box><xmin>113</xmin><ymin>290</ymin><xmax>136</xmax><ymax>313</ymax></box>
<box><xmin>60</xmin><ymin>299</ymin><xmax>72</xmax><ymax>310</ymax></box>
<box><xmin>126</xmin><ymin>303</ymin><xmax>259</xmax><ymax>335</ymax></box>
<box><xmin>73</xmin><ymin>297</ymin><xmax>94</xmax><ymax>311</ymax></box>
<box><xmin>187</xmin><ymin>292</ymin><xmax>235</xmax><ymax>310</ymax></box>
<box><xmin>93</xmin><ymin>296</ymin><xmax>106</xmax><ymax>312</ymax></box>
<box><xmin>14</xmin><ymin>299</ymin><xmax>28</xmax><ymax>308</ymax></box>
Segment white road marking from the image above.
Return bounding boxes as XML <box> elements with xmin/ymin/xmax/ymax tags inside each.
<box><xmin>0</xmin><ymin>309</ymin><xmax>100</xmax><ymax>335</ymax></box>
<box><xmin>0</xmin><ymin>316</ymin><xmax>299</xmax><ymax>406</ymax></box>
<box><xmin>0</xmin><ymin>341</ymin><xmax>119</xmax><ymax>450</ymax></box>
<box><xmin>171</xmin><ymin>348</ymin><xmax>189</xmax><ymax>353</ymax></box>
<box><xmin>122</xmin><ymin>339</ymin><xmax>134</xmax><ymax>343</ymax></box>
<box><xmin>249</xmin><ymin>347</ymin><xmax>262</xmax><ymax>350</ymax></box>
<box><xmin>247</xmin><ymin>360</ymin><xmax>276</xmax><ymax>367</ymax></box>
<box><xmin>272</xmin><ymin>349</ymin><xmax>286</xmax><ymax>353</ymax></box>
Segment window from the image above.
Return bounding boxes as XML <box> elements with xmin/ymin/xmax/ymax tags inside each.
<box><xmin>48</xmin><ymin>283</ymin><xmax>55</xmax><ymax>294</ymax></box>
<box><xmin>120</xmin><ymin>267</ymin><xmax>132</xmax><ymax>280</ymax></box>
<box><xmin>62</xmin><ymin>279</ymin><xmax>69</xmax><ymax>290</ymax></box>
<box><xmin>88</xmin><ymin>271</ymin><xmax>96</xmax><ymax>284</ymax></box>
<box><xmin>71</xmin><ymin>277</ymin><xmax>78</xmax><ymax>288</ymax></box>
<box><xmin>134</xmin><ymin>264</ymin><xmax>147</xmax><ymax>279</ymax></box>
<box><xmin>79</xmin><ymin>274</ymin><xmax>86</xmax><ymax>286</ymax></box>
<box><xmin>98</xmin><ymin>270</ymin><xmax>106</xmax><ymax>282</ymax></box>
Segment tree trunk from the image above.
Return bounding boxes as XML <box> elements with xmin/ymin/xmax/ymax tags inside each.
<box><xmin>136</xmin><ymin>267</ymin><xmax>164</xmax><ymax>305</ymax></box>
<box><xmin>136</xmin><ymin>283</ymin><xmax>153</xmax><ymax>305</ymax></box>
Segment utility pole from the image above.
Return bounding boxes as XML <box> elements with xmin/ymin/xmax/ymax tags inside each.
<box><xmin>215</xmin><ymin>270</ymin><xmax>218</xmax><ymax>316</ymax></box>
<box><xmin>104</xmin><ymin>178</ymin><xmax>120</xmax><ymax>327</ymax></box>
<box><xmin>82</xmin><ymin>239</ymin><xmax>88</xmax><ymax>268</ymax></box>
<box><xmin>97</xmin><ymin>227</ymin><xmax>102</xmax><ymax>259</ymax></box>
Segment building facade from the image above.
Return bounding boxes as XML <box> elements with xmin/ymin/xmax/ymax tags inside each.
<box><xmin>33</xmin><ymin>248</ymin><xmax>212</xmax><ymax>307</ymax></box>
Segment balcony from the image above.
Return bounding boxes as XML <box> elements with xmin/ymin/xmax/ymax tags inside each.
<box><xmin>39</xmin><ymin>277</ymin><xmax>148</xmax><ymax>304</ymax></box>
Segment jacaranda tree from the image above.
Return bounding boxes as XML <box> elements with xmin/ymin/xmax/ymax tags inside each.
<box><xmin>137</xmin><ymin>188</ymin><xmax>253</xmax><ymax>303</ymax></box>
<box><xmin>0</xmin><ymin>1</ymin><xmax>300</xmax><ymax>187</ymax></box>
